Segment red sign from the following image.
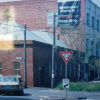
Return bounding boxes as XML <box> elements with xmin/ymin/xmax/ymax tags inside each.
<box><xmin>60</xmin><ymin>52</ymin><xmax>72</xmax><ymax>63</ymax></box>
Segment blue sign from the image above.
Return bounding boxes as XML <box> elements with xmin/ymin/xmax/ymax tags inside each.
<box><xmin>58</xmin><ymin>0</ymin><xmax>80</xmax><ymax>27</ymax></box>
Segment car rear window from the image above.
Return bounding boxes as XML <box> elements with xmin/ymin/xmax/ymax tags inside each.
<box><xmin>93</xmin><ymin>78</ymin><xmax>100</xmax><ymax>81</ymax></box>
<box><xmin>0</xmin><ymin>76</ymin><xmax>18</xmax><ymax>82</ymax></box>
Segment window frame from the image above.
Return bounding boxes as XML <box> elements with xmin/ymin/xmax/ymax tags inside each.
<box><xmin>13</xmin><ymin>62</ymin><xmax>20</xmax><ymax>76</ymax></box>
<box><xmin>92</xmin><ymin>16</ymin><xmax>95</xmax><ymax>29</ymax></box>
<box><xmin>97</xmin><ymin>19</ymin><xmax>99</xmax><ymax>31</ymax></box>
<box><xmin>87</xmin><ymin>13</ymin><xmax>90</xmax><ymax>26</ymax></box>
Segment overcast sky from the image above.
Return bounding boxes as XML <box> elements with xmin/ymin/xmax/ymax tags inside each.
<box><xmin>0</xmin><ymin>0</ymin><xmax>21</xmax><ymax>2</ymax></box>
<box><xmin>0</xmin><ymin>0</ymin><xmax>100</xmax><ymax>7</ymax></box>
<box><xmin>91</xmin><ymin>0</ymin><xmax>100</xmax><ymax>7</ymax></box>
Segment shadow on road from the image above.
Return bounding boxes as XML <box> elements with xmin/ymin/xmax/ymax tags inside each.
<box><xmin>0</xmin><ymin>98</ymin><xmax>34</xmax><ymax>100</ymax></box>
<box><xmin>0</xmin><ymin>93</ymin><xmax>34</xmax><ymax>100</ymax></box>
<box><xmin>1</xmin><ymin>93</ymin><xmax>32</xmax><ymax>96</ymax></box>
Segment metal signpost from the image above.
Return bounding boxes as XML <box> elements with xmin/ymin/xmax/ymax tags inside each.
<box><xmin>63</xmin><ymin>79</ymin><xmax>69</xmax><ymax>96</ymax></box>
<box><xmin>60</xmin><ymin>51</ymin><xmax>72</xmax><ymax>96</ymax></box>
<box><xmin>60</xmin><ymin>52</ymin><xmax>72</xmax><ymax>78</ymax></box>
<box><xmin>16</xmin><ymin>24</ymin><xmax>27</xmax><ymax>88</ymax></box>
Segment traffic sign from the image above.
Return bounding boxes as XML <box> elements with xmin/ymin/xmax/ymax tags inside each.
<box><xmin>16</xmin><ymin>57</ymin><xmax>24</xmax><ymax>59</ymax></box>
<box><xmin>60</xmin><ymin>52</ymin><xmax>72</xmax><ymax>63</ymax></box>
<box><xmin>63</xmin><ymin>79</ymin><xmax>69</xmax><ymax>88</ymax></box>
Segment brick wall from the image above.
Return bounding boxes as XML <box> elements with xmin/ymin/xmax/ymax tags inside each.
<box><xmin>0</xmin><ymin>0</ymin><xmax>86</xmax><ymax>52</ymax></box>
<box><xmin>0</xmin><ymin>40</ymin><xmax>34</xmax><ymax>86</ymax></box>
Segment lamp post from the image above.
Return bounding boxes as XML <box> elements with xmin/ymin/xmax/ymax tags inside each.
<box><xmin>51</xmin><ymin>12</ymin><xmax>56</xmax><ymax>88</ymax></box>
<box><xmin>24</xmin><ymin>24</ymin><xmax>27</xmax><ymax>88</ymax></box>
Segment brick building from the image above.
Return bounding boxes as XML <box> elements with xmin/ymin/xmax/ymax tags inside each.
<box><xmin>0</xmin><ymin>0</ymin><xmax>100</xmax><ymax>83</ymax></box>
<box><xmin>0</xmin><ymin>21</ymin><xmax>79</xmax><ymax>87</ymax></box>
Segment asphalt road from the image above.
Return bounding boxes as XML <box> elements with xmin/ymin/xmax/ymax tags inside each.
<box><xmin>0</xmin><ymin>87</ymin><xmax>100</xmax><ymax>100</ymax></box>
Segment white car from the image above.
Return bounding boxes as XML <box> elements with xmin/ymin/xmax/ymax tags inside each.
<box><xmin>0</xmin><ymin>76</ymin><xmax>24</xmax><ymax>95</ymax></box>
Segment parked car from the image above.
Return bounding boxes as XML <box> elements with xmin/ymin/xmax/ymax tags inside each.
<box><xmin>92</xmin><ymin>78</ymin><xmax>100</xmax><ymax>83</ymax></box>
<box><xmin>0</xmin><ymin>76</ymin><xmax>24</xmax><ymax>95</ymax></box>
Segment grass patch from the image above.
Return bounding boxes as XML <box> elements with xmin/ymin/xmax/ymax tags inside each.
<box><xmin>55</xmin><ymin>82</ymin><xmax>100</xmax><ymax>92</ymax></box>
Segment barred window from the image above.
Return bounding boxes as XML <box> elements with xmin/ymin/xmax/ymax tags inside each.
<box><xmin>55</xmin><ymin>63</ymin><xmax>57</xmax><ymax>76</ymax></box>
<box><xmin>92</xmin><ymin>16</ymin><xmax>95</xmax><ymax>29</ymax></box>
<box><xmin>70</xmin><ymin>65</ymin><xmax>71</xmax><ymax>77</ymax></box>
<box><xmin>97</xmin><ymin>19</ymin><xmax>99</xmax><ymax>31</ymax></box>
<box><xmin>13</xmin><ymin>62</ymin><xmax>20</xmax><ymax>76</ymax></box>
<box><xmin>60</xmin><ymin>64</ymin><xmax>62</xmax><ymax>76</ymax></box>
<box><xmin>91</xmin><ymin>41</ymin><xmax>94</xmax><ymax>55</ymax></box>
<box><xmin>86</xmin><ymin>39</ymin><xmax>89</xmax><ymax>54</ymax></box>
<box><xmin>74</xmin><ymin>65</ymin><xmax>76</xmax><ymax>77</ymax></box>
<box><xmin>49</xmin><ymin>62</ymin><xmax>51</xmax><ymax>77</ymax></box>
<box><xmin>0</xmin><ymin>63</ymin><xmax>2</xmax><ymax>75</ymax></box>
<box><xmin>87</xmin><ymin>13</ymin><xmax>90</xmax><ymax>26</ymax></box>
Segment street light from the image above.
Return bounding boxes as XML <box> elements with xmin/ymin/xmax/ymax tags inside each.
<box><xmin>51</xmin><ymin>13</ymin><xmax>56</xmax><ymax>88</ymax></box>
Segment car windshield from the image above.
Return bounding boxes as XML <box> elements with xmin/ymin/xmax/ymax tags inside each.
<box><xmin>0</xmin><ymin>76</ymin><xmax>18</xmax><ymax>82</ymax></box>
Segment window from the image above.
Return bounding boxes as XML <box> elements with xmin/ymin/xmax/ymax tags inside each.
<box><xmin>86</xmin><ymin>39</ymin><xmax>89</xmax><ymax>54</ymax></box>
<box><xmin>13</xmin><ymin>62</ymin><xmax>20</xmax><ymax>76</ymax></box>
<box><xmin>87</xmin><ymin>13</ymin><xmax>90</xmax><ymax>26</ymax></box>
<box><xmin>74</xmin><ymin>65</ymin><xmax>75</xmax><ymax>77</ymax></box>
<box><xmin>92</xmin><ymin>16</ymin><xmax>95</xmax><ymax>28</ymax></box>
<box><xmin>91</xmin><ymin>41</ymin><xmax>94</xmax><ymax>55</ymax></box>
<box><xmin>96</xmin><ymin>42</ymin><xmax>99</xmax><ymax>57</ymax></box>
<box><xmin>97</xmin><ymin>19</ymin><xmax>99</xmax><ymax>31</ymax></box>
<box><xmin>55</xmin><ymin>63</ymin><xmax>57</xmax><ymax>76</ymax></box>
<box><xmin>70</xmin><ymin>65</ymin><xmax>71</xmax><ymax>77</ymax></box>
<box><xmin>57</xmin><ymin>34</ymin><xmax>60</xmax><ymax>40</ymax></box>
<box><xmin>0</xmin><ymin>63</ymin><xmax>2</xmax><ymax>75</ymax></box>
<box><xmin>60</xmin><ymin>64</ymin><xmax>62</xmax><ymax>76</ymax></box>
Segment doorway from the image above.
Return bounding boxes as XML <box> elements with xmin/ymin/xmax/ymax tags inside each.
<box><xmin>39</xmin><ymin>66</ymin><xmax>44</xmax><ymax>87</ymax></box>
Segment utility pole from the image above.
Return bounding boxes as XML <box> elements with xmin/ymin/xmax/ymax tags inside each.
<box><xmin>24</xmin><ymin>24</ymin><xmax>27</xmax><ymax>88</ymax></box>
<box><xmin>51</xmin><ymin>12</ymin><xmax>55</xmax><ymax>88</ymax></box>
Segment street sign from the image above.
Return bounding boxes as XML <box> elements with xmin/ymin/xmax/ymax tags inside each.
<box><xmin>16</xmin><ymin>57</ymin><xmax>24</xmax><ymax>59</ymax></box>
<box><xmin>60</xmin><ymin>52</ymin><xmax>72</xmax><ymax>63</ymax></box>
<box><xmin>20</xmin><ymin>62</ymin><xmax>24</xmax><ymax>63</ymax></box>
<box><xmin>63</xmin><ymin>79</ymin><xmax>69</xmax><ymax>88</ymax></box>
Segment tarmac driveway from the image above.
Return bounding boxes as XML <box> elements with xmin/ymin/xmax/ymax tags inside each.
<box><xmin>0</xmin><ymin>87</ymin><xmax>100</xmax><ymax>100</ymax></box>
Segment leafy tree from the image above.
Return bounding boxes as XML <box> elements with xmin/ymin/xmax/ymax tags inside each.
<box><xmin>0</xmin><ymin>7</ymin><xmax>14</xmax><ymax>51</ymax></box>
<box><xmin>58</xmin><ymin>23</ymin><xmax>85</xmax><ymax>81</ymax></box>
<box><xmin>2</xmin><ymin>7</ymin><xmax>11</xmax><ymax>22</ymax></box>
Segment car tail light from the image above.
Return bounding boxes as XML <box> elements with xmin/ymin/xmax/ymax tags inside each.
<box><xmin>0</xmin><ymin>85</ymin><xmax>2</xmax><ymax>88</ymax></box>
<box><xmin>14</xmin><ymin>85</ymin><xmax>19</xmax><ymax>88</ymax></box>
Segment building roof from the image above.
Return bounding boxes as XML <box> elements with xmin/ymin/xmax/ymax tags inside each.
<box><xmin>0</xmin><ymin>21</ymin><xmax>69</xmax><ymax>48</ymax></box>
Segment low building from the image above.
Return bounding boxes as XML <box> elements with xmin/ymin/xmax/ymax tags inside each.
<box><xmin>0</xmin><ymin>21</ymin><xmax>79</xmax><ymax>87</ymax></box>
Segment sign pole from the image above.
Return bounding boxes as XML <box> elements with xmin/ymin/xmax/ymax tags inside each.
<box><xmin>66</xmin><ymin>88</ymin><xmax>67</xmax><ymax>96</ymax></box>
<box><xmin>65</xmin><ymin>63</ymin><xmax>67</xmax><ymax>96</ymax></box>
<box><xmin>65</xmin><ymin>63</ymin><xmax>67</xmax><ymax>79</ymax></box>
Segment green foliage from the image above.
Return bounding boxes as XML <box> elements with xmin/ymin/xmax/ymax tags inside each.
<box><xmin>54</xmin><ymin>81</ymin><xmax>63</xmax><ymax>90</ymax></box>
<box><xmin>55</xmin><ymin>82</ymin><xmax>100</xmax><ymax>92</ymax></box>
<box><xmin>2</xmin><ymin>7</ymin><xmax>11</xmax><ymax>21</ymax></box>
